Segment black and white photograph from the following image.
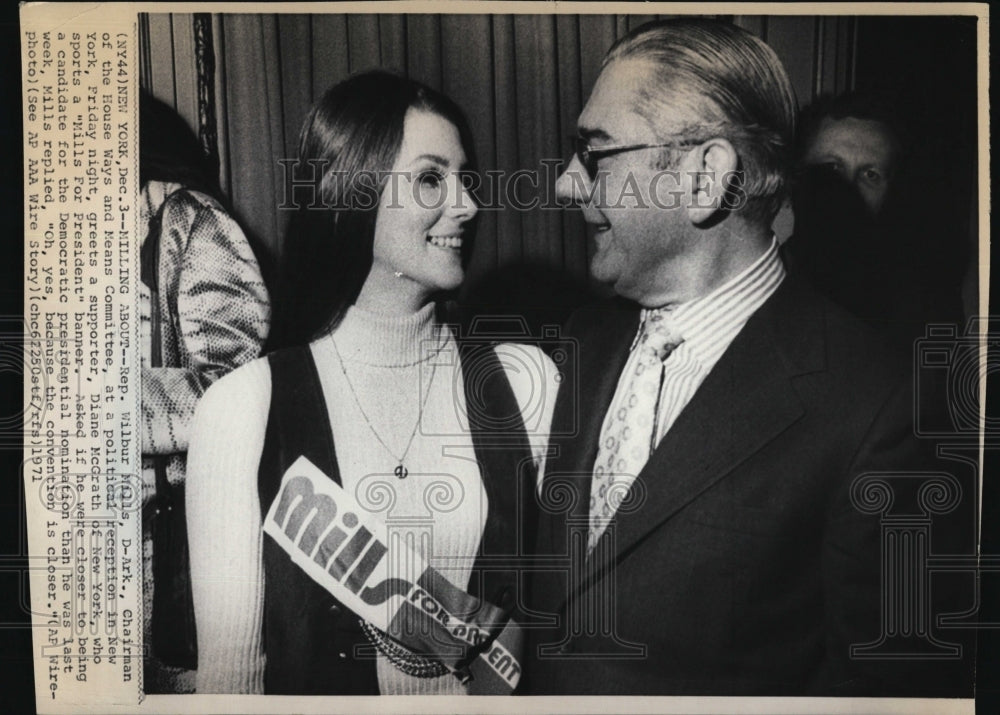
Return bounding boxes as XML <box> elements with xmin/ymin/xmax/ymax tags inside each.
<box><xmin>16</xmin><ymin>4</ymin><xmax>991</xmax><ymax>712</ymax></box>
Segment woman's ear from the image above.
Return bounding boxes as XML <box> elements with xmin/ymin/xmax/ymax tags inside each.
<box><xmin>685</xmin><ymin>137</ymin><xmax>738</xmax><ymax>225</ymax></box>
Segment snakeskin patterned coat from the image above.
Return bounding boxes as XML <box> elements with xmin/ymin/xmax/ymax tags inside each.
<box><xmin>139</xmin><ymin>179</ymin><xmax>270</xmax><ymax>691</ymax></box>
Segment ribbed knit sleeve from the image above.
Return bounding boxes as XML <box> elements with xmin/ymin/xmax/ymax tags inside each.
<box><xmin>186</xmin><ymin>358</ymin><xmax>271</xmax><ymax>694</ymax></box>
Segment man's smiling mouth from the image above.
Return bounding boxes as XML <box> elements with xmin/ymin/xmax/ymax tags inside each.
<box><xmin>427</xmin><ymin>234</ymin><xmax>463</xmax><ymax>249</ymax></box>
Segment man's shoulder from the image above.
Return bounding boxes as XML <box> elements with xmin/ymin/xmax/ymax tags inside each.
<box><xmin>560</xmin><ymin>277</ymin><xmax>911</xmax><ymax>384</ymax></box>
<box><xmin>765</xmin><ymin>274</ymin><xmax>911</xmax><ymax>389</ymax></box>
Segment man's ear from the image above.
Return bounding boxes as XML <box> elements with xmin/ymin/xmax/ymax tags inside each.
<box><xmin>685</xmin><ymin>138</ymin><xmax>738</xmax><ymax>225</ymax></box>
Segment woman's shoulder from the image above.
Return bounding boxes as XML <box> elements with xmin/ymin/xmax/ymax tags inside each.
<box><xmin>198</xmin><ymin>356</ymin><xmax>273</xmax><ymax>419</ymax></box>
<box><xmin>147</xmin><ymin>180</ymin><xmax>224</xmax><ymax>213</ymax></box>
<box><xmin>491</xmin><ymin>342</ymin><xmax>558</xmax><ymax>378</ymax></box>
<box><xmin>144</xmin><ymin>181</ymin><xmax>244</xmax><ymax>251</ymax></box>
<box><xmin>486</xmin><ymin>343</ymin><xmax>559</xmax><ymax>442</ymax></box>
<box><xmin>189</xmin><ymin>357</ymin><xmax>273</xmax><ymax>476</ymax></box>
<box><xmin>445</xmin><ymin>333</ymin><xmax>559</xmax><ymax>386</ymax></box>
<box><xmin>175</xmin><ymin>188</ymin><xmax>229</xmax><ymax>219</ymax></box>
<box><xmin>144</xmin><ymin>180</ymin><xmax>202</xmax><ymax>209</ymax></box>
<box><xmin>147</xmin><ymin>181</ymin><xmax>243</xmax><ymax>240</ymax></box>
<box><xmin>489</xmin><ymin>342</ymin><xmax>560</xmax><ymax>410</ymax></box>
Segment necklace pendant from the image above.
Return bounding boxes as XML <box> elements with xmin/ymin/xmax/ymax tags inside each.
<box><xmin>394</xmin><ymin>464</ymin><xmax>408</xmax><ymax>480</ymax></box>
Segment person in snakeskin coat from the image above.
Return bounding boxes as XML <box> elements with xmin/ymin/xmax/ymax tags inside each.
<box><xmin>139</xmin><ymin>91</ymin><xmax>271</xmax><ymax>693</ymax></box>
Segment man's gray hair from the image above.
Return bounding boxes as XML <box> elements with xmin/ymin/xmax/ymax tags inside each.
<box><xmin>605</xmin><ymin>18</ymin><xmax>797</xmax><ymax>224</ymax></box>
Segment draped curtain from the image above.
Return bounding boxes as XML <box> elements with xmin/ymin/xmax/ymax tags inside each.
<box><xmin>139</xmin><ymin>13</ymin><xmax>854</xmax><ymax>291</ymax></box>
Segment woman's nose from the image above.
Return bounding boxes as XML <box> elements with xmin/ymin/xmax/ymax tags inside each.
<box><xmin>448</xmin><ymin>174</ymin><xmax>478</xmax><ymax>221</ymax></box>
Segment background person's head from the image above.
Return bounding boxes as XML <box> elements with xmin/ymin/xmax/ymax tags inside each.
<box><xmin>139</xmin><ymin>90</ymin><xmax>222</xmax><ymax>201</ymax></box>
<box><xmin>797</xmin><ymin>92</ymin><xmax>904</xmax><ymax>216</ymax></box>
<box><xmin>555</xmin><ymin>18</ymin><xmax>797</xmax><ymax>306</ymax></box>
<box><xmin>268</xmin><ymin>70</ymin><xmax>477</xmax><ymax>350</ymax></box>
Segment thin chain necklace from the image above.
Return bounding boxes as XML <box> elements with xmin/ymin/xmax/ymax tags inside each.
<box><xmin>328</xmin><ymin>335</ymin><xmax>439</xmax><ymax>480</ymax></box>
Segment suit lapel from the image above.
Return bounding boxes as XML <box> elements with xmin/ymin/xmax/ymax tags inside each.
<box><xmin>578</xmin><ymin>277</ymin><xmax>826</xmax><ymax>585</ymax></box>
<box><xmin>545</xmin><ymin>302</ymin><xmax>638</xmax><ymax>522</ymax></box>
<box><xmin>534</xmin><ymin>302</ymin><xmax>636</xmax><ymax>617</ymax></box>
<box><xmin>609</xmin><ymin>326</ymin><xmax>805</xmax><ymax>561</ymax></box>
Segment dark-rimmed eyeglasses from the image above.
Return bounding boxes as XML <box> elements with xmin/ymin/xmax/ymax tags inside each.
<box><xmin>571</xmin><ymin>136</ymin><xmax>702</xmax><ymax>181</ymax></box>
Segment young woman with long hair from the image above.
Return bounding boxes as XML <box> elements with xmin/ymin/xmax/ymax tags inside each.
<box><xmin>186</xmin><ymin>71</ymin><xmax>555</xmax><ymax>695</ymax></box>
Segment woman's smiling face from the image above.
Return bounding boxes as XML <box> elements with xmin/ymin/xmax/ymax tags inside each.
<box><xmin>365</xmin><ymin>108</ymin><xmax>478</xmax><ymax>309</ymax></box>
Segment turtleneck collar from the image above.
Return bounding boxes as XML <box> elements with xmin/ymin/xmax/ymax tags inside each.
<box><xmin>323</xmin><ymin>301</ymin><xmax>443</xmax><ymax>367</ymax></box>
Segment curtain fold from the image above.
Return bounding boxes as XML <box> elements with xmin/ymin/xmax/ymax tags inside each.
<box><xmin>441</xmin><ymin>14</ymin><xmax>495</xmax><ymax>282</ymax></box>
<box><xmin>491</xmin><ymin>15</ymin><xmax>521</xmax><ymax>272</ymax></box>
<box><xmin>142</xmin><ymin>12</ymin><xmax>848</xmax><ymax>287</ymax></box>
<box><xmin>218</xmin><ymin>15</ymin><xmax>286</xmax><ymax>258</ymax></box>
<box><xmin>515</xmin><ymin>15</ymin><xmax>560</xmax><ymax>267</ymax></box>
<box><xmin>275</xmin><ymin>15</ymin><xmax>312</xmax><ymax>162</ymax></box>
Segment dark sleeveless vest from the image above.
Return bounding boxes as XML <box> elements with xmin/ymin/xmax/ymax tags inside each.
<box><xmin>257</xmin><ymin>341</ymin><xmax>537</xmax><ymax>694</ymax></box>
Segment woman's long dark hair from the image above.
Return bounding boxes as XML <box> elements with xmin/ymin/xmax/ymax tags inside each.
<box><xmin>265</xmin><ymin>70</ymin><xmax>475</xmax><ymax>352</ymax></box>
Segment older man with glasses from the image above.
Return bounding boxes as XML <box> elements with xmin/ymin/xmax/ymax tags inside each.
<box><xmin>521</xmin><ymin>18</ymin><xmax>973</xmax><ymax>698</ymax></box>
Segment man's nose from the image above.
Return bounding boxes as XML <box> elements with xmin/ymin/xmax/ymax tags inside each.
<box><xmin>555</xmin><ymin>154</ymin><xmax>591</xmax><ymax>204</ymax></box>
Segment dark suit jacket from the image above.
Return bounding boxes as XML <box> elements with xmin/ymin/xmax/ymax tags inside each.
<box><xmin>521</xmin><ymin>275</ymin><xmax>974</xmax><ymax>697</ymax></box>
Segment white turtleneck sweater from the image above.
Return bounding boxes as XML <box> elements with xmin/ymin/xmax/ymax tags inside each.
<box><xmin>186</xmin><ymin>303</ymin><xmax>557</xmax><ymax>694</ymax></box>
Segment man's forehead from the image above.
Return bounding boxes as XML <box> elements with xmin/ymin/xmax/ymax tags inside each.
<box><xmin>811</xmin><ymin>116</ymin><xmax>897</xmax><ymax>162</ymax></box>
<box><xmin>578</xmin><ymin>58</ymin><xmax>659</xmax><ymax>141</ymax></box>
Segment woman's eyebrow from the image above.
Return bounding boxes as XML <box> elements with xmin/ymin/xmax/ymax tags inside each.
<box><xmin>408</xmin><ymin>153</ymin><xmax>471</xmax><ymax>172</ymax></box>
<box><xmin>411</xmin><ymin>153</ymin><xmax>449</xmax><ymax>166</ymax></box>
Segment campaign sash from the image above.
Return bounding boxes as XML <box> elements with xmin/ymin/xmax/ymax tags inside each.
<box><xmin>261</xmin><ymin>456</ymin><xmax>523</xmax><ymax>694</ymax></box>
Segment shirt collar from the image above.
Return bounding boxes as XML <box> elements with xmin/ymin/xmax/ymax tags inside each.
<box><xmin>630</xmin><ymin>237</ymin><xmax>785</xmax><ymax>363</ymax></box>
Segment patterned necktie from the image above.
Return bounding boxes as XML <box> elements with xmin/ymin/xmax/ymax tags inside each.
<box><xmin>588</xmin><ymin>310</ymin><xmax>682</xmax><ymax>553</ymax></box>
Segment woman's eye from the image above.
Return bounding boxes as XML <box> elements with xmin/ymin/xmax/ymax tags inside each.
<box><xmin>418</xmin><ymin>170</ymin><xmax>444</xmax><ymax>188</ymax></box>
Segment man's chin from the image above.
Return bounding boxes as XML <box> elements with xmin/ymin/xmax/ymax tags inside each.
<box><xmin>588</xmin><ymin>255</ymin><xmax>620</xmax><ymax>287</ymax></box>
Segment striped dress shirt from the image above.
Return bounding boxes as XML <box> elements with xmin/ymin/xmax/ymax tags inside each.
<box><xmin>597</xmin><ymin>237</ymin><xmax>786</xmax><ymax>471</ymax></box>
